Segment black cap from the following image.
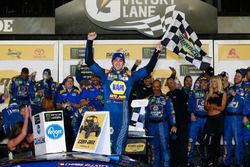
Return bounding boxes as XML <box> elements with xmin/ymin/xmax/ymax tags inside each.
<box><xmin>21</xmin><ymin>67</ymin><xmax>29</xmax><ymax>74</ymax></box>
<box><xmin>247</xmin><ymin>66</ymin><xmax>250</xmax><ymax>72</ymax></box>
<box><xmin>219</xmin><ymin>71</ymin><xmax>229</xmax><ymax>77</ymax></box>
<box><xmin>236</xmin><ymin>68</ymin><xmax>247</xmax><ymax>78</ymax></box>
<box><xmin>205</xmin><ymin>66</ymin><xmax>214</xmax><ymax>76</ymax></box>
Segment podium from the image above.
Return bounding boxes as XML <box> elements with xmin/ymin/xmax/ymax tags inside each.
<box><xmin>32</xmin><ymin>111</ymin><xmax>66</xmax><ymax>156</ymax></box>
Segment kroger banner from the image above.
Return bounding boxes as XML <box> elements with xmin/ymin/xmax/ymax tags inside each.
<box><xmin>56</xmin><ymin>0</ymin><xmax>217</xmax><ymax>36</ymax></box>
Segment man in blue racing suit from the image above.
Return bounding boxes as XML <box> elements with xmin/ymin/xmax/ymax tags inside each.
<box><xmin>9</xmin><ymin>67</ymin><xmax>35</xmax><ymax>105</ymax></box>
<box><xmin>243</xmin><ymin>66</ymin><xmax>250</xmax><ymax>166</ymax></box>
<box><xmin>223</xmin><ymin>69</ymin><xmax>246</xmax><ymax>167</ymax></box>
<box><xmin>187</xmin><ymin>77</ymin><xmax>208</xmax><ymax>166</ymax></box>
<box><xmin>36</xmin><ymin>68</ymin><xmax>58</xmax><ymax>99</ymax></box>
<box><xmin>145</xmin><ymin>79</ymin><xmax>177</xmax><ymax>167</ymax></box>
<box><xmin>85</xmin><ymin>32</ymin><xmax>162</xmax><ymax>154</ymax></box>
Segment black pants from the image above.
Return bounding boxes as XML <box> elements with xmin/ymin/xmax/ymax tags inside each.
<box><xmin>64</xmin><ymin>117</ymin><xmax>75</xmax><ymax>152</ymax></box>
<box><xmin>170</xmin><ymin>124</ymin><xmax>188</xmax><ymax>167</ymax></box>
<box><xmin>203</xmin><ymin>113</ymin><xmax>224</xmax><ymax>165</ymax></box>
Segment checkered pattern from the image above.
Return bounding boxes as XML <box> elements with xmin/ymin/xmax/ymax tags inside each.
<box><xmin>130</xmin><ymin>107</ymin><xmax>146</xmax><ymax>129</ymax></box>
<box><xmin>161</xmin><ymin>11</ymin><xmax>211</xmax><ymax>70</ymax></box>
<box><xmin>110</xmin><ymin>5</ymin><xmax>176</xmax><ymax>37</ymax></box>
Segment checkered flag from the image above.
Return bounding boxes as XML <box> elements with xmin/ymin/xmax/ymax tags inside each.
<box><xmin>161</xmin><ymin>11</ymin><xmax>211</xmax><ymax>70</ymax></box>
<box><xmin>110</xmin><ymin>5</ymin><xmax>176</xmax><ymax>37</ymax></box>
<box><xmin>130</xmin><ymin>107</ymin><xmax>146</xmax><ymax>129</ymax></box>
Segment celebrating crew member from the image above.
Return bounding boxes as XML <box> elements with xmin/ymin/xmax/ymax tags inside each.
<box><xmin>145</xmin><ymin>79</ymin><xmax>177</xmax><ymax>167</ymax></box>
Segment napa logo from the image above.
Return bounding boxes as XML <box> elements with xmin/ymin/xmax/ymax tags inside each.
<box><xmin>110</xmin><ymin>80</ymin><xmax>126</xmax><ymax>95</ymax></box>
<box><xmin>46</xmin><ymin>124</ymin><xmax>63</xmax><ymax>140</ymax></box>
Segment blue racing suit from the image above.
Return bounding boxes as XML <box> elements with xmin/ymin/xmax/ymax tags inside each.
<box><xmin>243</xmin><ymin>80</ymin><xmax>250</xmax><ymax>166</ymax></box>
<box><xmin>56</xmin><ymin>87</ymin><xmax>81</xmax><ymax>151</ymax></box>
<box><xmin>187</xmin><ymin>89</ymin><xmax>207</xmax><ymax>165</ymax></box>
<box><xmin>36</xmin><ymin>79</ymin><xmax>58</xmax><ymax>98</ymax></box>
<box><xmin>2</xmin><ymin>103</ymin><xmax>33</xmax><ymax>137</ymax></box>
<box><xmin>2</xmin><ymin>103</ymin><xmax>23</xmax><ymax>136</ymax></box>
<box><xmin>80</xmin><ymin>84</ymin><xmax>104</xmax><ymax>111</ymax></box>
<box><xmin>223</xmin><ymin>84</ymin><xmax>245</xmax><ymax>166</ymax></box>
<box><xmin>145</xmin><ymin>94</ymin><xmax>176</xmax><ymax>167</ymax></box>
<box><xmin>9</xmin><ymin>76</ymin><xmax>35</xmax><ymax>105</ymax></box>
<box><xmin>85</xmin><ymin>40</ymin><xmax>160</xmax><ymax>154</ymax></box>
<box><xmin>0</xmin><ymin>95</ymin><xmax>4</xmax><ymax>103</ymax></box>
<box><xmin>56</xmin><ymin>88</ymin><xmax>81</xmax><ymax>118</ymax></box>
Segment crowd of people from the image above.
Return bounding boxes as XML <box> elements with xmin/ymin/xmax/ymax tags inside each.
<box><xmin>0</xmin><ymin>32</ymin><xmax>249</xmax><ymax>167</ymax></box>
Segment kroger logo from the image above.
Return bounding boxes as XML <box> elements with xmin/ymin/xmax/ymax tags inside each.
<box><xmin>46</xmin><ymin>124</ymin><xmax>63</xmax><ymax>140</ymax></box>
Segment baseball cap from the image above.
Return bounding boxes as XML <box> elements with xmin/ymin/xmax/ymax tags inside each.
<box><xmin>43</xmin><ymin>68</ymin><xmax>51</xmax><ymax>75</ymax></box>
<box><xmin>199</xmin><ymin>77</ymin><xmax>208</xmax><ymax>82</ymax></box>
<box><xmin>219</xmin><ymin>71</ymin><xmax>229</xmax><ymax>77</ymax></box>
<box><xmin>247</xmin><ymin>66</ymin><xmax>250</xmax><ymax>72</ymax></box>
<box><xmin>204</xmin><ymin>66</ymin><xmax>214</xmax><ymax>76</ymax></box>
<box><xmin>236</xmin><ymin>68</ymin><xmax>247</xmax><ymax>78</ymax></box>
<box><xmin>112</xmin><ymin>53</ymin><xmax>125</xmax><ymax>62</ymax></box>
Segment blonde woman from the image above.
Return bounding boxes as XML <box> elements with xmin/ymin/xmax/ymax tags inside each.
<box><xmin>203</xmin><ymin>76</ymin><xmax>227</xmax><ymax>167</ymax></box>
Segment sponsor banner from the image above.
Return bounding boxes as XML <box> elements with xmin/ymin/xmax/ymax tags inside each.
<box><xmin>32</xmin><ymin>111</ymin><xmax>66</xmax><ymax>156</ymax></box>
<box><xmin>214</xmin><ymin>40</ymin><xmax>250</xmax><ymax>83</ymax></box>
<box><xmin>125</xmin><ymin>139</ymin><xmax>146</xmax><ymax>155</ymax></box>
<box><xmin>59</xmin><ymin>40</ymin><xmax>212</xmax><ymax>84</ymax></box>
<box><xmin>0</xmin><ymin>44</ymin><xmax>54</xmax><ymax>60</ymax></box>
<box><xmin>180</xmin><ymin>64</ymin><xmax>203</xmax><ymax>76</ymax></box>
<box><xmin>218</xmin><ymin>44</ymin><xmax>250</xmax><ymax>60</ymax></box>
<box><xmin>63</xmin><ymin>45</ymin><xmax>85</xmax><ymax>60</ymax></box>
<box><xmin>0</xmin><ymin>18</ymin><xmax>54</xmax><ymax>34</ymax></box>
<box><xmin>0</xmin><ymin>70</ymin><xmax>19</xmax><ymax>109</ymax></box>
<box><xmin>56</xmin><ymin>0</ymin><xmax>217</xmax><ymax>36</ymax></box>
<box><xmin>44</xmin><ymin>112</ymin><xmax>63</xmax><ymax>122</ymax></box>
<box><xmin>63</xmin><ymin>41</ymin><xmax>209</xmax><ymax>61</ymax></box>
<box><xmin>73</xmin><ymin>111</ymin><xmax>111</xmax><ymax>155</ymax></box>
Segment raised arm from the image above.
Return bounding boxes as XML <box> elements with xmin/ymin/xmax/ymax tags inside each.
<box><xmin>7</xmin><ymin>106</ymin><xmax>29</xmax><ymax>151</ymax></box>
<box><xmin>84</xmin><ymin>32</ymin><xmax>105</xmax><ymax>80</ymax></box>
<box><xmin>145</xmin><ymin>43</ymin><xmax>162</xmax><ymax>74</ymax></box>
<box><xmin>85</xmin><ymin>32</ymin><xmax>97</xmax><ymax>67</ymax></box>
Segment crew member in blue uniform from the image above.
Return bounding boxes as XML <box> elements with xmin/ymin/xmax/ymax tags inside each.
<box><xmin>222</xmin><ymin>69</ymin><xmax>246</xmax><ymax>167</ymax></box>
<box><xmin>187</xmin><ymin>77</ymin><xmax>208</xmax><ymax>166</ymax></box>
<box><xmin>56</xmin><ymin>76</ymin><xmax>81</xmax><ymax>151</ymax></box>
<box><xmin>36</xmin><ymin>68</ymin><xmax>58</xmax><ymax>99</ymax></box>
<box><xmin>2</xmin><ymin>103</ymin><xmax>23</xmax><ymax>137</ymax></box>
<box><xmin>80</xmin><ymin>75</ymin><xmax>104</xmax><ymax>111</ymax></box>
<box><xmin>85</xmin><ymin>32</ymin><xmax>162</xmax><ymax>154</ymax></box>
<box><xmin>145</xmin><ymin>79</ymin><xmax>177</xmax><ymax>167</ymax></box>
<box><xmin>243</xmin><ymin>89</ymin><xmax>250</xmax><ymax>166</ymax></box>
<box><xmin>9</xmin><ymin>67</ymin><xmax>35</xmax><ymax>105</ymax></box>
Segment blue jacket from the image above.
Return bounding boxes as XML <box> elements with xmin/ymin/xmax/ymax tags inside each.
<box><xmin>188</xmin><ymin>89</ymin><xmax>207</xmax><ymax>117</ymax></box>
<box><xmin>227</xmin><ymin>84</ymin><xmax>245</xmax><ymax>114</ymax></box>
<box><xmin>145</xmin><ymin>94</ymin><xmax>176</xmax><ymax>127</ymax></box>
<box><xmin>2</xmin><ymin>103</ymin><xmax>23</xmax><ymax>136</ymax></box>
<box><xmin>9</xmin><ymin>76</ymin><xmax>35</xmax><ymax>105</ymax></box>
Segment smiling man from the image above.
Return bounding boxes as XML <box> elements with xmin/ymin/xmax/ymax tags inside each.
<box><xmin>85</xmin><ymin>32</ymin><xmax>162</xmax><ymax>154</ymax></box>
